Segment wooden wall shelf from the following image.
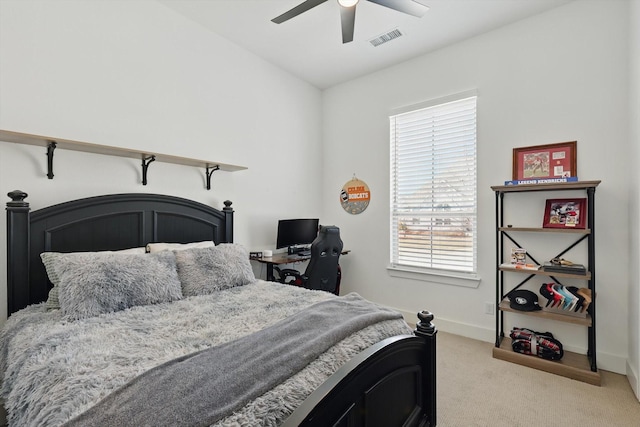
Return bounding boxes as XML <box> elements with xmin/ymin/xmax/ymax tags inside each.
<box><xmin>0</xmin><ymin>129</ymin><xmax>247</xmax><ymax>190</ymax></box>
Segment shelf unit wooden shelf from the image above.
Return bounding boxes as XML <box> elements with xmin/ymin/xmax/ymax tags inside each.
<box><xmin>498</xmin><ymin>300</ymin><xmax>591</xmax><ymax>326</ymax></box>
<box><xmin>491</xmin><ymin>180</ymin><xmax>601</xmax><ymax>193</ymax></box>
<box><xmin>498</xmin><ymin>227</ymin><xmax>591</xmax><ymax>234</ymax></box>
<box><xmin>498</xmin><ymin>265</ymin><xmax>592</xmax><ymax>280</ymax></box>
<box><xmin>492</xmin><ymin>180</ymin><xmax>600</xmax><ymax>385</ymax></box>
<box><xmin>493</xmin><ymin>338</ymin><xmax>600</xmax><ymax>386</ymax></box>
<box><xmin>0</xmin><ymin>129</ymin><xmax>247</xmax><ymax>189</ymax></box>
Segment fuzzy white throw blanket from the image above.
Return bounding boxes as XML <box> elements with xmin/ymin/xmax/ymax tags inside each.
<box><xmin>0</xmin><ymin>280</ymin><xmax>411</xmax><ymax>426</ymax></box>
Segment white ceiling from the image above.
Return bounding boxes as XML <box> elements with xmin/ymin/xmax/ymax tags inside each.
<box><xmin>158</xmin><ymin>0</ymin><xmax>573</xmax><ymax>89</ymax></box>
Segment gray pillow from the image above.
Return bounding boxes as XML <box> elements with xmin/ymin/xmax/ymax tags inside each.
<box><xmin>174</xmin><ymin>244</ymin><xmax>255</xmax><ymax>296</ymax></box>
<box><xmin>41</xmin><ymin>252</ymin><xmax>64</xmax><ymax>309</ymax></box>
<box><xmin>41</xmin><ymin>247</ymin><xmax>146</xmax><ymax>310</ymax></box>
<box><xmin>47</xmin><ymin>251</ymin><xmax>182</xmax><ymax>320</ymax></box>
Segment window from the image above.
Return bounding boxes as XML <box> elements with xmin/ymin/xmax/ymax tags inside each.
<box><xmin>390</xmin><ymin>93</ymin><xmax>477</xmax><ymax>276</ymax></box>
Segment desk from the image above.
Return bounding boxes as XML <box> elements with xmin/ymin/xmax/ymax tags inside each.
<box><xmin>250</xmin><ymin>250</ymin><xmax>350</xmax><ymax>282</ymax></box>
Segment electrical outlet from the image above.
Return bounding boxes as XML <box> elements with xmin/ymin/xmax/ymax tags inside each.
<box><xmin>485</xmin><ymin>302</ymin><xmax>494</xmax><ymax>315</ymax></box>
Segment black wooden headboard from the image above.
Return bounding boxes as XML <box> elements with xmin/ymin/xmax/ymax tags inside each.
<box><xmin>6</xmin><ymin>190</ymin><xmax>234</xmax><ymax>314</ymax></box>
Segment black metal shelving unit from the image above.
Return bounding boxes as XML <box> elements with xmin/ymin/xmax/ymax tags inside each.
<box><xmin>491</xmin><ymin>180</ymin><xmax>601</xmax><ymax>385</ymax></box>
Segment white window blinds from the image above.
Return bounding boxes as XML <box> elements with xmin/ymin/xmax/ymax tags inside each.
<box><xmin>390</xmin><ymin>95</ymin><xmax>477</xmax><ymax>274</ymax></box>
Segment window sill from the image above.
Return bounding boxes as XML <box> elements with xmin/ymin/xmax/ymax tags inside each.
<box><xmin>387</xmin><ymin>266</ymin><xmax>481</xmax><ymax>288</ymax></box>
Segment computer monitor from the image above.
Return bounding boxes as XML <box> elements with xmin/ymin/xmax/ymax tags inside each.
<box><xmin>276</xmin><ymin>219</ymin><xmax>319</xmax><ymax>253</ymax></box>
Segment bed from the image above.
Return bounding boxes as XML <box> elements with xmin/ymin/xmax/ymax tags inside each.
<box><xmin>2</xmin><ymin>190</ymin><xmax>437</xmax><ymax>426</ymax></box>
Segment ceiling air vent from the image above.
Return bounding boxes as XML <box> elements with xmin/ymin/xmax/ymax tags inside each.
<box><xmin>369</xmin><ymin>29</ymin><xmax>403</xmax><ymax>47</ymax></box>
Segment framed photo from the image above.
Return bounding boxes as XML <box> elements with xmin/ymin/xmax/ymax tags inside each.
<box><xmin>543</xmin><ymin>198</ymin><xmax>586</xmax><ymax>229</ymax></box>
<box><xmin>513</xmin><ymin>141</ymin><xmax>577</xmax><ymax>180</ymax></box>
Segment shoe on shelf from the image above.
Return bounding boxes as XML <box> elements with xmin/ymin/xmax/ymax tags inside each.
<box><xmin>576</xmin><ymin>288</ymin><xmax>593</xmax><ymax>313</ymax></box>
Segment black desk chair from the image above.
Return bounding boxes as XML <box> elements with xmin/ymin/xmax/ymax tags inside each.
<box><xmin>274</xmin><ymin>225</ymin><xmax>343</xmax><ymax>295</ymax></box>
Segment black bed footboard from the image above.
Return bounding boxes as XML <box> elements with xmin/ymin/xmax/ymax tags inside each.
<box><xmin>283</xmin><ymin>311</ymin><xmax>437</xmax><ymax>427</ymax></box>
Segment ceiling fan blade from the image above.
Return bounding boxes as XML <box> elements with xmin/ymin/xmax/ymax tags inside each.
<box><xmin>367</xmin><ymin>0</ymin><xmax>429</xmax><ymax>17</ymax></box>
<box><xmin>272</xmin><ymin>0</ymin><xmax>329</xmax><ymax>24</ymax></box>
<box><xmin>340</xmin><ymin>5</ymin><xmax>356</xmax><ymax>43</ymax></box>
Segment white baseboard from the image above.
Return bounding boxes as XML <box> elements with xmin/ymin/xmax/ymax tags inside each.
<box><xmin>594</xmin><ymin>349</ymin><xmax>628</xmax><ymax>376</ymax></box>
<box><xmin>627</xmin><ymin>360</ymin><xmax>640</xmax><ymax>402</ymax></box>
<box><xmin>399</xmin><ymin>309</ymin><xmax>628</xmax><ymax>375</ymax></box>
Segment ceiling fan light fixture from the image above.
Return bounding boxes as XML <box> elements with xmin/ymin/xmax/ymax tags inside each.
<box><xmin>338</xmin><ymin>0</ymin><xmax>359</xmax><ymax>7</ymax></box>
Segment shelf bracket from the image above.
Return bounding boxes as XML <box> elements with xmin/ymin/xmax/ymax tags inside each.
<box><xmin>46</xmin><ymin>141</ymin><xmax>57</xmax><ymax>179</ymax></box>
<box><xmin>205</xmin><ymin>165</ymin><xmax>220</xmax><ymax>190</ymax></box>
<box><xmin>141</xmin><ymin>155</ymin><xmax>156</xmax><ymax>186</ymax></box>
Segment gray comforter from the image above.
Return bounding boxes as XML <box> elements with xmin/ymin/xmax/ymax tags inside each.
<box><xmin>0</xmin><ymin>280</ymin><xmax>411</xmax><ymax>426</ymax></box>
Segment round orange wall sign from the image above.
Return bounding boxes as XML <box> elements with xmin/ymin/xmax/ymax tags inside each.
<box><xmin>340</xmin><ymin>177</ymin><xmax>370</xmax><ymax>215</ymax></box>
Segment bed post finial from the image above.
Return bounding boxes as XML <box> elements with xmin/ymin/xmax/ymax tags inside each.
<box><xmin>415</xmin><ymin>310</ymin><xmax>436</xmax><ymax>337</ymax></box>
<box><xmin>7</xmin><ymin>190</ymin><xmax>28</xmax><ymax>207</ymax></box>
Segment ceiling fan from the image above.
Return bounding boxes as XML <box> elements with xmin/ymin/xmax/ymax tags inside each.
<box><xmin>271</xmin><ymin>0</ymin><xmax>429</xmax><ymax>44</ymax></box>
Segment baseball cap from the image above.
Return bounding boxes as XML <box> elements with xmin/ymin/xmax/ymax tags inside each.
<box><xmin>508</xmin><ymin>289</ymin><xmax>542</xmax><ymax>311</ymax></box>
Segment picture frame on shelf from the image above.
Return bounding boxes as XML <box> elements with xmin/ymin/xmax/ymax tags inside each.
<box><xmin>512</xmin><ymin>141</ymin><xmax>577</xmax><ymax>181</ymax></box>
<box><xmin>543</xmin><ymin>198</ymin><xmax>587</xmax><ymax>229</ymax></box>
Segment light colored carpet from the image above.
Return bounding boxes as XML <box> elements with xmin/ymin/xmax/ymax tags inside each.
<box><xmin>437</xmin><ymin>332</ymin><xmax>640</xmax><ymax>427</ymax></box>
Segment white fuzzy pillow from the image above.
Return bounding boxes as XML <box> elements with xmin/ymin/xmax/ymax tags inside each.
<box><xmin>41</xmin><ymin>247</ymin><xmax>147</xmax><ymax>310</ymax></box>
<box><xmin>174</xmin><ymin>244</ymin><xmax>255</xmax><ymax>296</ymax></box>
<box><xmin>47</xmin><ymin>251</ymin><xmax>182</xmax><ymax>320</ymax></box>
<box><xmin>146</xmin><ymin>241</ymin><xmax>215</xmax><ymax>253</ymax></box>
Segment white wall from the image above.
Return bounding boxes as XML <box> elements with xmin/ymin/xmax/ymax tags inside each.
<box><xmin>628</xmin><ymin>0</ymin><xmax>640</xmax><ymax>400</ymax></box>
<box><xmin>322</xmin><ymin>0</ymin><xmax>630</xmax><ymax>373</ymax></box>
<box><xmin>0</xmin><ymin>0</ymin><xmax>323</xmax><ymax>322</ymax></box>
